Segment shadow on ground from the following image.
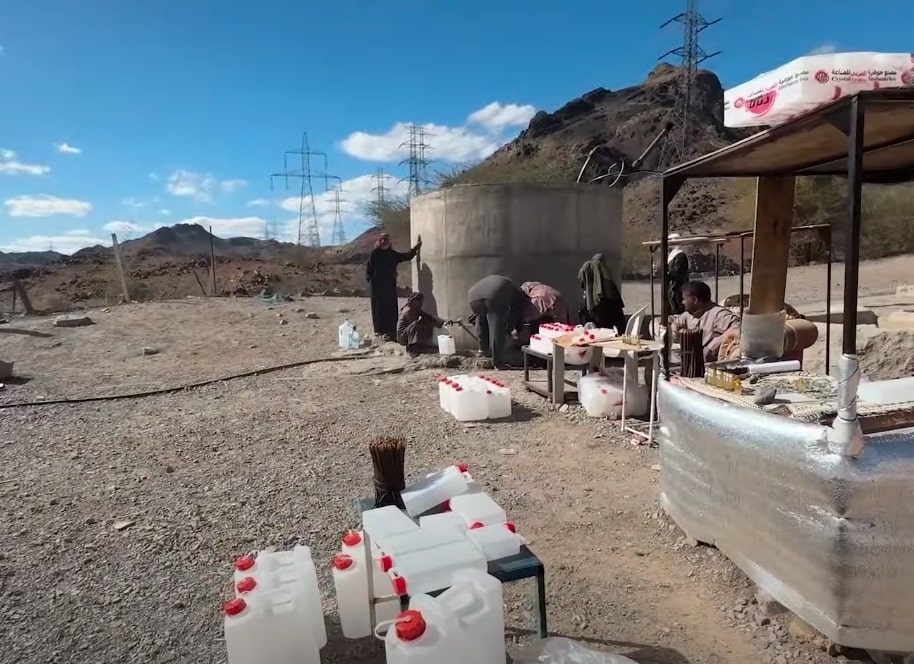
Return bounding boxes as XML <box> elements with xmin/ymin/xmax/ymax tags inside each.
<box><xmin>0</xmin><ymin>328</ymin><xmax>53</xmax><ymax>338</ymax></box>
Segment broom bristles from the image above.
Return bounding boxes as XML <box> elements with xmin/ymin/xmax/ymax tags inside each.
<box><xmin>370</xmin><ymin>436</ymin><xmax>407</xmax><ymax>509</ymax></box>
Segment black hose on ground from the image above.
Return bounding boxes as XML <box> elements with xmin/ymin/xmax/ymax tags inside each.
<box><xmin>0</xmin><ymin>352</ymin><xmax>369</xmax><ymax>410</ymax></box>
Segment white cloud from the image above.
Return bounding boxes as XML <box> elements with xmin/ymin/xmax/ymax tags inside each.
<box><xmin>246</xmin><ymin>198</ymin><xmax>271</xmax><ymax>208</ymax></box>
<box><xmin>54</xmin><ymin>142</ymin><xmax>82</xmax><ymax>155</ymax></box>
<box><xmin>4</xmin><ymin>194</ymin><xmax>92</xmax><ymax>217</ymax></box>
<box><xmin>809</xmin><ymin>43</ymin><xmax>838</xmax><ymax>55</ymax></box>
<box><xmin>341</xmin><ymin>122</ymin><xmax>500</xmax><ymax>163</ymax></box>
<box><xmin>339</xmin><ymin>101</ymin><xmax>536</xmax><ymax>164</ymax></box>
<box><xmin>165</xmin><ymin>170</ymin><xmax>247</xmax><ymax>202</ymax></box>
<box><xmin>467</xmin><ymin>102</ymin><xmax>537</xmax><ymax>131</ymax></box>
<box><xmin>103</xmin><ymin>220</ymin><xmax>156</xmax><ymax>236</ymax></box>
<box><xmin>0</xmin><ymin>233</ymin><xmax>108</xmax><ymax>255</ymax></box>
<box><xmin>0</xmin><ymin>148</ymin><xmax>51</xmax><ymax>176</ymax></box>
<box><xmin>221</xmin><ymin>179</ymin><xmax>247</xmax><ymax>193</ymax></box>
<box><xmin>181</xmin><ymin>216</ymin><xmax>267</xmax><ymax>238</ymax></box>
<box><xmin>121</xmin><ymin>195</ymin><xmax>161</xmax><ymax>209</ymax></box>
<box><xmin>159</xmin><ymin>208</ymin><xmax>170</xmax><ymax>216</ymax></box>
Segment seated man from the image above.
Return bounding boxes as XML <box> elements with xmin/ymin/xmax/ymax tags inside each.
<box><xmin>670</xmin><ymin>280</ymin><xmax>740</xmax><ymax>362</ymax></box>
<box><xmin>396</xmin><ymin>293</ymin><xmax>443</xmax><ymax>357</ymax></box>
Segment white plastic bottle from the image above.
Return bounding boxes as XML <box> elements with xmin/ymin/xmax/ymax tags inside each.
<box><xmin>387</xmin><ymin>540</ymin><xmax>487</xmax><ymax>596</ymax></box>
<box><xmin>449</xmin><ymin>493</ymin><xmax>507</xmax><ymax>527</ymax></box>
<box><xmin>465</xmin><ymin>522</ymin><xmax>521</xmax><ymax>560</ymax></box>
<box><xmin>331</xmin><ymin>553</ymin><xmax>372</xmax><ymax>639</ymax></box>
<box><xmin>401</xmin><ymin>463</ymin><xmax>469</xmax><ymax>517</ymax></box>
<box><xmin>349</xmin><ymin>325</ymin><xmax>360</xmax><ymax>349</ymax></box>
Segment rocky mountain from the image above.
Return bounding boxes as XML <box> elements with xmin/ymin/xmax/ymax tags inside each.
<box><xmin>0</xmin><ymin>250</ymin><xmax>63</xmax><ymax>268</ymax></box>
<box><xmin>440</xmin><ymin>63</ymin><xmax>755</xmax><ymax>274</ymax></box>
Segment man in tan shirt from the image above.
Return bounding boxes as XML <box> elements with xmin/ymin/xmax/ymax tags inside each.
<box><xmin>670</xmin><ymin>281</ymin><xmax>740</xmax><ymax>362</ymax></box>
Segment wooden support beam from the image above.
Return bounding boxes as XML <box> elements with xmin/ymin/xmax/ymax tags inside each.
<box><xmin>11</xmin><ymin>277</ymin><xmax>34</xmax><ymax>315</ymax></box>
<box><xmin>748</xmin><ymin>176</ymin><xmax>796</xmax><ymax>314</ymax></box>
<box><xmin>111</xmin><ymin>233</ymin><xmax>131</xmax><ymax>303</ymax></box>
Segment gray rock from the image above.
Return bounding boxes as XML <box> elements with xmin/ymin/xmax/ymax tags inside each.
<box><xmin>0</xmin><ymin>360</ymin><xmax>13</xmax><ymax>380</ymax></box>
<box><xmin>54</xmin><ymin>315</ymin><xmax>93</xmax><ymax>328</ymax></box>
<box><xmin>752</xmin><ymin>386</ymin><xmax>777</xmax><ymax>406</ymax></box>
<box><xmin>142</xmin><ymin>347</ymin><xmax>159</xmax><ymax>356</ymax></box>
<box><xmin>304</xmin><ymin>312</ymin><xmax>319</xmax><ymax>319</ymax></box>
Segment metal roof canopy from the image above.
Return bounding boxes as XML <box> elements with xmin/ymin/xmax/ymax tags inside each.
<box><xmin>658</xmin><ymin>90</ymin><xmax>914</xmax><ymax>375</ymax></box>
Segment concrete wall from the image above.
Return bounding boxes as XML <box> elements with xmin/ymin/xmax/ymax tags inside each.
<box><xmin>410</xmin><ymin>183</ymin><xmax>624</xmax><ymax>350</ymax></box>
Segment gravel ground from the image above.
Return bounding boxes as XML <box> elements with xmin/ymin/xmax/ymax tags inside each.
<box><xmin>0</xmin><ymin>296</ymin><xmax>884</xmax><ymax>664</ymax></box>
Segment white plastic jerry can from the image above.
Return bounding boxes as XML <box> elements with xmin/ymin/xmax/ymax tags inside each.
<box><xmin>441</xmin><ymin>569</ymin><xmax>507</xmax><ymax>664</ymax></box>
<box><xmin>384</xmin><ymin>597</ymin><xmax>460</xmax><ymax>664</ymax></box>
<box><xmin>387</xmin><ymin>540</ymin><xmax>487</xmax><ymax>596</ymax></box>
<box><xmin>232</xmin><ymin>547</ymin><xmax>327</xmax><ymax>649</ymax></box>
<box><xmin>224</xmin><ymin>591</ymin><xmax>321</xmax><ymax>664</ymax></box>
<box><xmin>331</xmin><ymin>553</ymin><xmax>372</xmax><ymax>639</ymax></box>
<box><xmin>401</xmin><ymin>463</ymin><xmax>469</xmax><ymax>517</ymax></box>
<box><xmin>448</xmin><ymin>492</ymin><xmax>507</xmax><ymax>527</ymax></box>
<box><xmin>338</xmin><ymin>320</ymin><xmax>354</xmax><ymax>349</ymax></box>
<box><xmin>341</xmin><ymin>530</ymin><xmax>399</xmax><ymax>625</ymax></box>
<box><xmin>466</xmin><ymin>522</ymin><xmax>521</xmax><ymax>561</ymax></box>
<box><xmin>438</xmin><ymin>334</ymin><xmax>456</xmax><ymax>356</ymax></box>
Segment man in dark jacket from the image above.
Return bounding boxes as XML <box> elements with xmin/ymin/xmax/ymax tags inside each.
<box><xmin>366</xmin><ymin>233</ymin><xmax>421</xmax><ymax>339</ymax></box>
<box><xmin>467</xmin><ymin>275</ymin><xmax>531</xmax><ymax>368</ymax></box>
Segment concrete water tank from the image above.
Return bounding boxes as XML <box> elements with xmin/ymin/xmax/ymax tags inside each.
<box><xmin>410</xmin><ymin>182</ymin><xmax>624</xmax><ymax>350</ymax></box>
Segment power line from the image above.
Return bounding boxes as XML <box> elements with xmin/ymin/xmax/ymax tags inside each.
<box><xmin>324</xmin><ymin>175</ymin><xmax>347</xmax><ymax>246</ymax></box>
<box><xmin>269</xmin><ymin>132</ymin><xmax>328</xmax><ymax>247</ymax></box>
<box><xmin>398</xmin><ymin>124</ymin><xmax>433</xmax><ymax>197</ymax></box>
<box><xmin>371</xmin><ymin>168</ymin><xmax>391</xmax><ymax>204</ymax></box>
<box><xmin>656</xmin><ymin>0</ymin><xmax>721</xmax><ymax>169</ymax></box>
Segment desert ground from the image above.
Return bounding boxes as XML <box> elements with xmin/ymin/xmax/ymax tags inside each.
<box><xmin>0</xmin><ymin>257</ymin><xmax>909</xmax><ymax>664</ymax></box>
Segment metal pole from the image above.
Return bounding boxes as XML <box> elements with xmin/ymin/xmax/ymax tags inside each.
<box><xmin>660</xmin><ymin>181</ymin><xmax>672</xmax><ymax>378</ymax></box>
<box><xmin>842</xmin><ymin>96</ymin><xmax>865</xmax><ymax>357</ymax></box>
<box><xmin>825</xmin><ymin>226</ymin><xmax>833</xmax><ymax>375</ymax></box>
<box><xmin>209</xmin><ymin>225</ymin><xmax>218</xmax><ymax>296</ymax></box>
<box><xmin>739</xmin><ymin>235</ymin><xmax>746</xmax><ymax>319</ymax></box>
<box><xmin>649</xmin><ymin>248</ymin><xmax>656</xmax><ymax>339</ymax></box>
<box><xmin>714</xmin><ymin>242</ymin><xmax>720</xmax><ymax>301</ymax></box>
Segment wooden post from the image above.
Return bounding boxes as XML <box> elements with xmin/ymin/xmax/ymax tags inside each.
<box><xmin>209</xmin><ymin>225</ymin><xmax>218</xmax><ymax>296</ymax></box>
<box><xmin>11</xmin><ymin>277</ymin><xmax>34</xmax><ymax>315</ymax></box>
<box><xmin>110</xmin><ymin>233</ymin><xmax>131</xmax><ymax>303</ymax></box>
<box><xmin>747</xmin><ymin>176</ymin><xmax>795</xmax><ymax>314</ymax></box>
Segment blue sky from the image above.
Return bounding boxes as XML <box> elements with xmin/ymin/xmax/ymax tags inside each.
<box><xmin>1</xmin><ymin>0</ymin><xmax>912</xmax><ymax>254</ymax></box>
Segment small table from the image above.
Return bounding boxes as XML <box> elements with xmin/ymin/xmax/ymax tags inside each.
<box><xmin>522</xmin><ymin>344</ymin><xmax>596</xmax><ymax>405</ymax></box>
<box><xmin>592</xmin><ymin>340</ymin><xmax>662</xmax><ymax>446</ymax></box>
<box><xmin>352</xmin><ymin>498</ymin><xmax>548</xmax><ymax>638</ymax></box>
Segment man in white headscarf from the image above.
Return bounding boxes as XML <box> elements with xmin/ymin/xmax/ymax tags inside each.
<box><xmin>666</xmin><ymin>233</ymin><xmax>689</xmax><ymax>315</ymax></box>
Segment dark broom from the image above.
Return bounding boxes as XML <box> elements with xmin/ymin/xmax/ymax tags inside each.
<box><xmin>370</xmin><ymin>436</ymin><xmax>407</xmax><ymax>509</ymax></box>
<box><xmin>679</xmin><ymin>327</ymin><xmax>705</xmax><ymax>378</ymax></box>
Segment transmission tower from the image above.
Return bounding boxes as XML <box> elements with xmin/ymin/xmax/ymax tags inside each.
<box><xmin>263</xmin><ymin>219</ymin><xmax>281</xmax><ymax>241</ymax></box>
<box><xmin>269</xmin><ymin>132</ymin><xmax>328</xmax><ymax>247</ymax></box>
<box><xmin>399</xmin><ymin>124</ymin><xmax>433</xmax><ymax>197</ymax></box>
<box><xmin>371</xmin><ymin>168</ymin><xmax>391</xmax><ymax>204</ymax></box>
<box><xmin>656</xmin><ymin>0</ymin><xmax>720</xmax><ymax>168</ymax></box>
<box><xmin>323</xmin><ymin>175</ymin><xmax>347</xmax><ymax>246</ymax></box>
